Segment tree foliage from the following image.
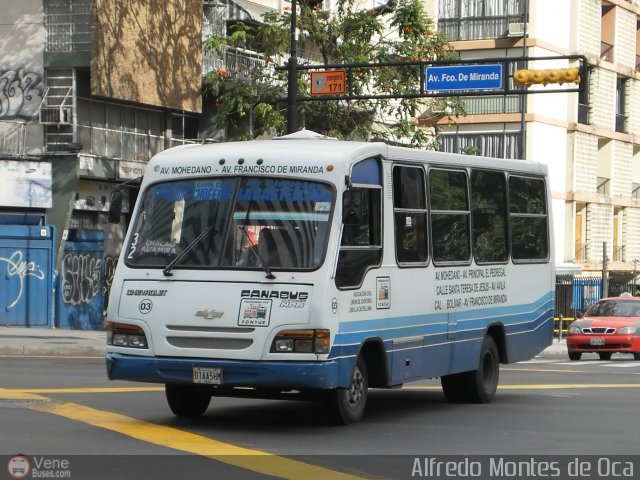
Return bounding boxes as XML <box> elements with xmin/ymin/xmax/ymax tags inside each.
<box><xmin>202</xmin><ymin>0</ymin><xmax>462</xmax><ymax>147</ymax></box>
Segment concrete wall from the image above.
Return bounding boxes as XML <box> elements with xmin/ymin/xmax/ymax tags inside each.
<box><xmin>91</xmin><ymin>0</ymin><xmax>203</xmax><ymax>113</ymax></box>
<box><xmin>0</xmin><ymin>0</ymin><xmax>45</xmax><ymax>155</ymax></box>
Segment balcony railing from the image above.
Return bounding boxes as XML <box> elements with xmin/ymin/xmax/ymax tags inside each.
<box><xmin>438</xmin><ymin>15</ymin><xmax>525</xmax><ymax>41</ymax></box>
<box><xmin>613</xmin><ymin>246</ymin><xmax>625</xmax><ymax>263</ymax></box>
<box><xmin>597</xmin><ymin>177</ymin><xmax>610</xmax><ymax>196</ymax></box>
<box><xmin>600</xmin><ymin>41</ymin><xmax>614</xmax><ymax>62</ymax></box>
<box><xmin>203</xmin><ymin>47</ymin><xmax>267</xmax><ymax>76</ymax></box>
<box><xmin>461</xmin><ymin>95</ymin><xmax>522</xmax><ymax>115</ymax></box>
<box><xmin>44</xmin><ymin>0</ymin><xmax>92</xmax><ymax>53</ymax></box>
<box><xmin>578</xmin><ymin>103</ymin><xmax>591</xmax><ymax>125</ymax></box>
<box><xmin>0</xmin><ymin>122</ymin><xmax>27</xmax><ymax>157</ymax></box>
<box><xmin>575</xmin><ymin>243</ymin><xmax>587</xmax><ymax>262</ymax></box>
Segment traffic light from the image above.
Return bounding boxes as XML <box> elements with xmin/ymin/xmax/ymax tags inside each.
<box><xmin>514</xmin><ymin>67</ymin><xmax>580</xmax><ymax>86</ymax></box>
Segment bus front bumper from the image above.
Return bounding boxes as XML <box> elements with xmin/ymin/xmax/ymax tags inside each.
<box><xmin>105</xmin><ymin>352</ymin><xmax>342</xmax><ymax>390</ymax></box>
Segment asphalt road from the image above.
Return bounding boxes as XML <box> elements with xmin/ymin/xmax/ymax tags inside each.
<box><xmin>1</xmin><ymin>350</ymin><xmax>639</xmax><ymax>479</ymax></box>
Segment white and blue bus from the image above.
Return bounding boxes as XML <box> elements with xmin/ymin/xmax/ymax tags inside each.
<box><xmin>106</xmin><ymin>131</ymin><xmax>554</xmax><ymax>424</ymax></box>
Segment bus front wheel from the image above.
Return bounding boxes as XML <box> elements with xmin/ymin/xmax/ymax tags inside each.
<box><xmin>165</xmin><ymin>384</ymin><xmax>211</xmax><ymax>418</ymax></box>
<box><xmin>441</xmin><ymin>336</ymin><xmax>499</xmax><ymax>404</ymax></box>
<box><xmin>326</xmin><ymin>356</ymin><xmax>368</xmax><ymax>425</ymax></box>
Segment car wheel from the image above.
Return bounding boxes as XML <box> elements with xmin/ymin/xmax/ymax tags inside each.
<box><xmin>598</xmin><ymin>352</ymin><xmax>612</xmax><ymax>360</ymax></box>
<box><xmin>634</xmin><ymin>353</ymin><xmax>640</xmax><ymax>361</ymax></box>
<box><xmin>165</xmin><ymin>384</ymin><xmax>211</xmax><ymax>418</ymax></box>
<box><xmin>326</xmin><ymin>356</ymin><xmax>368</xmax><ymax>425</ymax></box>
<box><xmin>441</xmin><ymin>336</ymin><xmax>499</xmax><ymax>404</ymax></box>
<box><xmin>568</xmin><ymin>352</ymin><xmax>582</xmax><ymax>361</ymax></box>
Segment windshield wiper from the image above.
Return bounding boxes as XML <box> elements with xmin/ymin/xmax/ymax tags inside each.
<box><xmin>239</xmin><ymin>225</ymin><xmax>275</xmax><ymax>280</ymax></box>
<box><xmin>238</xmin><ymin>199</ymin><xmax>275</xmax><ymax>280</ymax></box>
<box><xmin>163</xmin><ymin>225</ymin><xmax>215</xmax><ymax>277</ymax></box>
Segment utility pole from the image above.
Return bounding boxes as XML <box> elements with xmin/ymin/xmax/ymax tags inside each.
<box><xmin>287</xmin><ymin>0</ymin><xmax>298</xmax><ymax>133</ymax></box>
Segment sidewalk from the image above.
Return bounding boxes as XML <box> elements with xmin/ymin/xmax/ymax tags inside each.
<box><xmin>0</xmin><ymin>326</ymin><xmax>106</xmax><ymax>357</ymax></box>
<box><xmin>0</xmin><ymin>325</ymin><xmax>567</xmax><ymax>357</ymax></box>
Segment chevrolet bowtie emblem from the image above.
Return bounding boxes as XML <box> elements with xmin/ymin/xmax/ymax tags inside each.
<box><xmin>195</xmin><ymin>309</ymin><xmax>224</xmax><ymax>319</ymax></box>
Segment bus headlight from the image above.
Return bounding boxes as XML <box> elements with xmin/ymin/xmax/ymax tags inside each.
<box><xmin>271</xmin><ymin>329</ymin><xmax>330</xmax><ymax>354</ymax></box>
<box><xmin>107</xmin><ymin>322</ymin><xmax>148</xmax><ymax>349</ymax></box>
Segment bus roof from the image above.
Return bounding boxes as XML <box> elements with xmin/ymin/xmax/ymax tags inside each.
<box><xmin>146</xmin><ymin>131</ymin><xmax>547</xmax><ymax>180</ymax></box>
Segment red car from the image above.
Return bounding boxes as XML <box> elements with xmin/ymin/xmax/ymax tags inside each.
<box><xmin>566</xmin><ymin>295</ymin><xmax>640</xmax><ymax>361</ymax></box>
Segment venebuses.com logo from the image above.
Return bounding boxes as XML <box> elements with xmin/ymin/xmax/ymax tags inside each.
<box><xmin>7</xmin><ymin>455</ymin><xmax>30</xmax><ymax>479</ymax></box>
<box><xmin>6</xmin><ymin>455</ymin><xmax>71</xmax><ymax>479</ymax></box>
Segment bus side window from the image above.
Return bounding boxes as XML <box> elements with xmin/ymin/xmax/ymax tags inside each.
<box><xmin>336</xmin><ymin>188</ymin><xmax>382</xmax><ymax>288</ymax></box>
<box><xmin>393</xmin><ymin>165</ymin><xmax>428</xmax><ymax>264</ymax></box>
<box><xmin>508</xmin><ymin>176</ymin><xmax>549</xmax><ymax>261</ymax></box>
<box><xmin>429</xmin><ymin>169</ymin><xmax>471</xmax><ymax>264</ymax></box>
<box><xmin>471</xmin><ymin>170</ymin><xmax>508</xmax><ymax>263</ymax></box>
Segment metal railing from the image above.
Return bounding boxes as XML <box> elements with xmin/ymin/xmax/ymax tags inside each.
<box><xmin>203</xmin><ymin>47</ymin><xmax>267</xmax><ymax>76</ymax></box>
<box><xmin>600</xmin><ymin>41</ymin><xmax>614</xmax><ymax>62</ymax></box>
<box><xmin>438</xmin><ymin>15</ymin><xmax>525</xmax><ymax>41</ymax></box>
<box><xmin>0</xmin><ymin>122</ymin><xmax>27</xmax><ymax>156</ymax></box>
<box><xmin>597</xmin><ymin>177</ymin><xmax>610</xmax><ymax>196</ymax></box>
<box><xmin>44</xmin><ymin>0</ymin><xmax>92</xmax><ymax>52</ymax></box>
<box><xmin>575</xmin><ymin>243</ymin><xmax>587</xmax><ymax>262</ymax></box>
<box><xmin>461</xmin><ymin>95</ymin><xmax>522</xmax><ymax>115</ymax></box>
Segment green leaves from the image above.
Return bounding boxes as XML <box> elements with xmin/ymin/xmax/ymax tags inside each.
<box><xmin>202</xmin><ymin>0</ymin><xmax>461</xmax><ymax>147</ymax></box>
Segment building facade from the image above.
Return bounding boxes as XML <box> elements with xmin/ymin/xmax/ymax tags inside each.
<box><xmin>0</xmin><ymin>0</ymin><xmax>287</xmax><ymax>329</ymax></box>
<box><xmin>427</xmin><ymin>0</ymin><xmax>640</xmax><ymax>281</ymax></box>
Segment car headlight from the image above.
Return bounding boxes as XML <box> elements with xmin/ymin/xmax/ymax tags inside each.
<box><xmin>568</xmin><ymin>325</ymin><xmax>582</xmax><ymax>335</ymax></box>
<box><xmin>618</xmin><ymin>326</ymin><xmax>637</xmax><ymax>335</ymax></box>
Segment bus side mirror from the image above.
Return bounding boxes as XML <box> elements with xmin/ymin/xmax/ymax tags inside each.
<box><xmin>342</xmin><ymin>190</ymin><xmax>363</xmax><ymax>225</ymax></box>
<box><xmin>108</xmin><ymin>189</ymin><xmax>123</xmax><ymax>224</ymax></box>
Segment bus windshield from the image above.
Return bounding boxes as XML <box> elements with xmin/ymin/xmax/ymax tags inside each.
<box><xmin>125</xmin><ymin>177</ymin><xmax>334</xmax><ymax>272</ymax></box>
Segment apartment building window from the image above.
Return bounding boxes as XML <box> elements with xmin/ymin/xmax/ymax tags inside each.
<box><xmin>438</xmin><ymin>0</ymin><xmax>526</xmax><ymax>41</ymax></box>
<box><xmin>578</xmin><ymin>68</ymin><xmax>591</xmax><ymax>125</ymax></box>
<box><xmin>44</xmin><ymin>0</ymin><xmax>92</xmax><ymax>52</ymax></box>
<box><xmin>601</xmin><ymin>4</ymin><xmax>615</xmax><ymax>63</ymax></box>
<box><xmin>75</xmin><ymin>99</ymin><xmax>165</xmax><ymax>161</ymax></box>
<box><xmin>615</xmin><ymin>77</ymin><xmax>627</xmax><ymax>133</ymax></box>
<box><xmin>439</xmin><ymin>131</ymin><xmax>520</xmax><ymax>159</ymax></box>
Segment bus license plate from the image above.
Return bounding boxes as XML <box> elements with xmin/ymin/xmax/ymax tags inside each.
<box><xmin>590</xmin><ymin>338</ymin><xmax>605</xmax><ymax>346</ymax></box>
<box><xmin>193</xmin><ymin>367</ymin><xmax>223</xmax><ymax>385</ymax></box>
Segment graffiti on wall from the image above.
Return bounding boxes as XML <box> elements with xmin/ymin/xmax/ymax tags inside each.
<box><xmin>0</xmin><ymin>251</ymin><xmax>45</xmax><ymax>309</ymax></box>
<box><xmin>0</xmin><ymin>69</ymin><xmax>43</xmax><ymax>119</ymax></box>
<box><xmin>60</xmin><ymin>253</ymin><xmax>103</xmax><ymax>306</ymax></box>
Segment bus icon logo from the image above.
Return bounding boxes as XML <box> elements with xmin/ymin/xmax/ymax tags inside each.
<box><xmin>7</xmin><ymin>455</ymin><xmax>30</xmax><ymax>479</ymax></box>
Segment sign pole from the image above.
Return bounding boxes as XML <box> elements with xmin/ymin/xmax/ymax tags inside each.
<box><xmin>287</xmin><ymin>0</ymin><xmax>298</xmax><ymax>133</ymax></box>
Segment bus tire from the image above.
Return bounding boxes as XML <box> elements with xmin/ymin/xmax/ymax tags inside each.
<box><xmin>442</xmin><ymin>336</ymin><xmax>499</xmax><ymax>404</ymax></box>
<box><xmin>165</xmin><ymin>384</ymin><xmax>211</xmax><ymax>418</ymax></box>
<box><xmin>326</xmin><ymin>356</ymin><xmax>368</xmax><ymax>425</ymax></box>
<box><xmin>440</xmin><ymin>374</ymin><xmax>465</xmax><ymax>403</ymax></box>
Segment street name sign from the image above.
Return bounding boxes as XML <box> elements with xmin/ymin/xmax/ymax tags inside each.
<box><xmin>425</xmin><ymin>64</ymin><xmax>503</xmax><ymax>92</ymax></box>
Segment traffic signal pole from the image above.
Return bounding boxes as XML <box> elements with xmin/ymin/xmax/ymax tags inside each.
<box><xmin>287</xmin><ymin>0</ymin><xmax>298</xmax><ymax>134</ymax></box>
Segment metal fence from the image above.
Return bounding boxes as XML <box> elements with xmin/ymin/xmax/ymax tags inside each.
<box><xmin>554</xmin><ymin>274</ymin><xmax>637</xmax><ymax>336</ymax></box>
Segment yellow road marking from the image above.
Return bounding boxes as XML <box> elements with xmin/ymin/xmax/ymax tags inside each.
<box><xmin>503</xmin><ymin>368</ymin><xmax>586</xmax><ymax>373</ymax></box>
<box><xmin>16</xmin><ymin>397</ymin><xmax>368</xmax><ymax>480</ymax></box>
<box><xmin>0</xmin><ymin>388</ymin><xmax>48</xmax><ymax>400</ymax></box>
<box><xmin>404</xmin><ymin>384</ymin><xmax>640</xmax><ymax>391</ymax></box>
<box><xmin>19</xmin><ymin>387</ymin><xmax>164</xmax><ymax>394</ymax></box>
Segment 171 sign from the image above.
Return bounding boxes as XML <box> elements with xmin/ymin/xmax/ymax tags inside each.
<box><xmin>425</xmin><ymin>64</ymin><xmax>503</xmax><ymax>92</ymax></box>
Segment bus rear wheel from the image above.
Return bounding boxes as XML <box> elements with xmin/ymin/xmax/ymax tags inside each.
<box><xmin>441</xmin><ymin>336</ymin><xmax>499</xmax><ymax>404</ymax></box>
<box><xmin>326</xmin><ymin>357</ymin><xmax>368</xmax><ymax>425</ymax></box>
<box><xmin>165</xmin><ymin>384</ymin><xmax>211</xmax><ymax>418</ymax></box>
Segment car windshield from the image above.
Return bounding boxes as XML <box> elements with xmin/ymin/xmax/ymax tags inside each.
<box><xmin>585</xmin><ymin>300</ymin><xmax>640</xmax><ymax>317</ymax></box>
<box><xmin>125</xmin><ymin>177</ymin><xmax>334</xmax><ymax>271</ymax></box>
